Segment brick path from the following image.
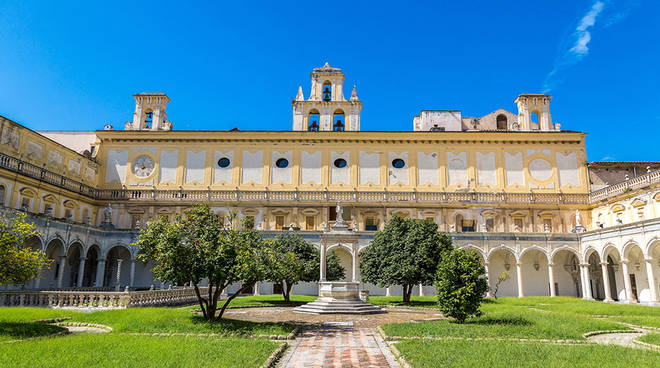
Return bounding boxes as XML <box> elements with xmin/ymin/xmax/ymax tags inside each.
<box><xmin>277</xmin><ymin>326</ymin><xmax>400</xmax><ymax>368</ymax></box>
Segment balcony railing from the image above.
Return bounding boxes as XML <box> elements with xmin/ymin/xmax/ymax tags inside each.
<box><xmin>589</xmin><ymin>169</ymin><xmax>660</xmax><ymax>202</ymax></box>
<box><xmin>0</xmin><ymin>151</ymin><xmax>607</xmax><ymax>206</ymax></box>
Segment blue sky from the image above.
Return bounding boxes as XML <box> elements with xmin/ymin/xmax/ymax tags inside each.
<box><xmin>0</xmin><ymin>1</ymin><xmax>658</xmax><ymax>161</ymax></box>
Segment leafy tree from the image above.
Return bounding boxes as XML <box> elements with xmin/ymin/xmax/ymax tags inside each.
<box><xmin>135</xmin><ymin>204</ymin><xmax>272</xmax><ymax>322</ymax></box>
<box><xmin>435</xmin><ymin>249</ymin><xmax>488</xmax><ymax>323</ymax></box>
<box><xmin>360</xmin><ymin>216</ymin><xmax>452</xmax><ymax>302</ymax></box>
<box><xmin>0</xmin><ymin>212</ymin><xmax>50</xmax><ymax>286</ymax></box>
<box><xmin>266</xmin><ymin>233</ymin><xmax>344</xmax><ymax>302</ymax></box>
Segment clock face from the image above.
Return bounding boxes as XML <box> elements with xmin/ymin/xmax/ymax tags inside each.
<box><xmin>132</xmin><ymin>155</ymin><xmax>155</xmax><ymax>177</ymax></box>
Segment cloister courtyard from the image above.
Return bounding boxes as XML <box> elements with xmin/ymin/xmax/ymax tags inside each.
<box><xmin>0</xmin><ymin>295</ymin><xmax>659</xmax><ymax>367</ymax></box>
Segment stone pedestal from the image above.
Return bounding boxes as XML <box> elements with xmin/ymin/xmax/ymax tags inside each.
<box><xmin>293</xmin><ymin>281</ymin><xmax>383</xmax><ymax>314</ymax></box>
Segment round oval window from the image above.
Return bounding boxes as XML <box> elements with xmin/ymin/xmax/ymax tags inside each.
<box><xmin>217</xmin><ymin>157</ymin><xmax>231</xmax><ymax>168</ymax></box>
<box><xmin>275</xmin><ymin>158</ymin><xmax>289</xmax><ymax>168</ymax></box>
<box><xmin>392</xmin><ymin>158</ymin><xmax>405</xmax><ymax>168</ymax></box>
<box><xmin>334</xmin><ymin>158</ymin><xmax>347</xmax><ymax>168</ymax></box>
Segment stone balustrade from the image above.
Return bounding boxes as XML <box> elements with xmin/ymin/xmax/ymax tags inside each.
<box><xmin>0</xmin><ymin>287</ymin><xmax>208</xmax><ymax>309</ymax></box>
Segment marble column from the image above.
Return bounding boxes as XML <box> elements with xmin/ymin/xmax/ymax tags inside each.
<box><xmin>115</xmin><ymin>259</ymin><xmax>123</xmax><ymax>291</ymax></box>
<box><xmin>516</xmin><ymin>262</ymin><xmax>524</xmax><ymax>298</ymax></box>
<box><xmin>548</xmin><ymin>263</ymin><xmax>556</xmax><ymax>297</ymax></box>
<box><xmin>56</xmin><ymin>256</ymin><xmax>66</xmax><ymax>288</ymax></box>
<box><xmin>622</xmin><ymin>260</ymin><xmax>634</xmax><ymax>302</ymax></box>
<box><xmin>319</xmin><ymin>242</ymin><xmax>327</xmax><ymax>281</ymax></box>
<box><xmin>484</xmin><ymin>263</ymin><xmax>493</xmax><ymax>298</ymax></box>
<box><xmin>580</xmin><ymin>264</ymin><xmax>593</xmax><ymax>299</ymax></box>
<box><xmin>76</xmin><ymin>257</ymin><xmax>86</xmax><ymax>287</ymax></box>
<box><xmin>386</xmin><ymin>286</ymin><xmax>392</xmax><ymax>297</ymax></box>
<box><xmin>129</xmin><ymin>259</ymin><xmax>136</xmax><ymax>288</ymax></box>
<box><xmin>645</xmin><ymin>258</ymin><xmax>659</xmax><ymax>303</ymax></box>
<box><xmin>95</xmin><ymin>258</ymin><xmax>106</xmax><ymax>287</ymax></box>
<box><xmin>351</xmin><ymin>246</ymin><xmax>358</xmax><ymax>282</ymax></box>
<box><xmin>601</xmin><ymin>262</ymin><xmax>613</xmax><ymax>302</ymax></box>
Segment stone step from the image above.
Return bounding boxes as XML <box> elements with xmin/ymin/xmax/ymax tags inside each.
<box><xmin>293</xmin><ymin>300</ymin><xmax>384</xmax><ymax>314</ymax></box>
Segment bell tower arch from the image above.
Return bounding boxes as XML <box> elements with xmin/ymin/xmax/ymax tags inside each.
<box><xmin>514</xmin><ymin>93</ymin><xmax>554</xmax><ymax>131</ymax></box>
<box><xmin>126</xmin><ymin>93</ymin><xmax>173</xmax><ymax>131</ymax></box>
<box><xmin>292</xmin><ymin>63</ymin><xmax>362</xmax><ymax>131</ymax></box>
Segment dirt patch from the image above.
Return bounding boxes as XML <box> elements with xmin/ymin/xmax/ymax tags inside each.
<box><xmin>222</xmin><ymin>306</ymin><xmax>445</xmax><ymax>328</ymax></box>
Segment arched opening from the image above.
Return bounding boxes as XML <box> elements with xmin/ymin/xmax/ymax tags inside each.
<box><xmin>144</xmin><ymin>110</ymin><xmax>154</xmax><ymax>129</ymax></box>
<box><xmin>602</xmin><ymin>247</ymin><xmax>624</xmax><ymax>301</ymax></box>
<box><xmin>43</xmin><ymin>239</ymin><xmax>65</xmax><ymax>289</ymax></box>
<box><xmin>322</xmin><ymin>82</ymin><xmax>332</xmax><ymax>102</ymax></box>
<box><xmin>519</xmin><ymin>249</ymin><xmax>549</xmax><ymax>296</ymax></box>
<box><xmin>65</xmin><ymin>242</ymin><xmax>84</xmax><ymax>287</ymax></box>
<box><xmin>530</xmin><ymin>111</ymin><xmax>540</xmax><ymax>130</ymax></box>
<box><xmin>329</xmin><ymin>247</ymin><xmax>352</xmax><ymax>282</ymax></box>
<box><xmin>624</xmin><ymin>243</ymin><xmax>654</xmax><ymax>303</ymax></box>
<box><xmin>586</xmin><ymin>251</ymin><xmax>604</xmax><ymax>300</ymax></box>
<box><xmin>552</xmin><ymin>249</ymin><xmax>582</xmax><ymax>297</ymax></box>
<box><xmin>648</xmin><ymin>241</ymin><xmax>660</xmax><ymax>303</ymax></box>
<box><xmin>496</xmin><ymin>114</ymin><xmax>507</xmax><ymax>130</ymax></box>
<box><xmin>82</xmin><ymin>245</ymin><xmax>100</xmax><ymax>287</ymax></box>
<box><xmin>333</xmin><ymin>110</ymin><xmax>345</xmax><ymax>132</ymax></box>
<box><xmin>104</xmin><ymin>246</ymin><xmax>132</xmax><ymax>289</ymax></box>
<box><xmin>487</xmin><ymin>248</ymin><xmax>518</xmax><ymax>297</ymax></box>
<box><xmin>308</xmin><ymin>110</ymin><xmax>320</xmax><ymax>131</ymax></box>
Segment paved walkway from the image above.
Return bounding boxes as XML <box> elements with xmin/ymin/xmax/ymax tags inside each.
<box><xmin>277</xmin><ymin>325</ymin><xmax>400</xmax><ymax>368</ymax></box>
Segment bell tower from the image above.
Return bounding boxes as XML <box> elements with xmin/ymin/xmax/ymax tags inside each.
<box><xmin>514</xmin><ymin>93</ymin><xmax>555</xmax><ymax>131</ymax></box>
<box><xmin>292</xmin><ymin>63</ymin><xmax>362</xmax><ymax>132</ymax></box>
<box><xmin>126</xmin><ymin>93</ymin><xmax>173</xmax><ymax>131</ymax></box>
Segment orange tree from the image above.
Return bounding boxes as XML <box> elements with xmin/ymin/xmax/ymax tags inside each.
<box><xmin>0</xmin><ymin>212</ymin><xmax>50</xmax><ymax>286</ymax></box>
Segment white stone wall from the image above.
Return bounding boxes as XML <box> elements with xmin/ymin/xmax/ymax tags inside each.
<box><xmin>241</xmin><ymin>150</ymin><xmax>263</xmax><ymax>184</ymax></box>
<box><xmin>417</xmin><ymin>152</ymin><xmax>438</xmax><ymax>186</ymax></box>
<box><xmin>271</xmin><ymin>150</ymin><xmax>292</xmax><ymax>184</ymax></box>
<box><xmin>213</xmin><ymin>150</ymin><xmax>233</xmax><ymax>184</ymax></box>
<box><xmin>105</xmin><ymin>149</ymin><xmax>128</xmax><ymax>184</ymax></box>
<box><xmin>476</xmin><ymin>152</ymin><xmax>497</xmax><ymax>187</ymax></box>
<box><xmin>301</xmin><ymin>151</ymin><xmax>321</xmax><ymax>184</ymax></box>
<box><xmin>159</xmin><ymin>149</ymin><xmax>178</xmax><ymax>184</ymax></box>
<box><xmin>185</xmin><ymin>150</ymin><xmax>205</xmax><ymax>184</ymax></box>
<box><xmin>331</xmin><ymin>151</ymin><xmax>350</xmax><ymax>185</ymax></box>
<box><xmin>359</xmin><ymin>151</ymin><xmax>380</xmax><ymax>185</ymax></box>
<box><xmin>447</xmin><ymin>152</ymin><xmax>468</xmax><ymax>187</ymax></box>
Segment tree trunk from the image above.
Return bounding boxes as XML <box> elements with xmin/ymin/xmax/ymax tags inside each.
<box><xmin>285</xmin><ymin>281</ymin><xmax>294</xmax><ymax>302</ymax></box>
<box><xmin>402</xmin><ymin>284</ymin><xmax>412</xmax><ymax>303</ymax></box>
<box><xmin>217</xmin><ymin>284</ymin><xmax>250</xmax><ymax>320</ymax></box>
<box><xmin>193</xmin><ymin>284</ymin><xmax>208</xmax><ymax>320</ymax></box>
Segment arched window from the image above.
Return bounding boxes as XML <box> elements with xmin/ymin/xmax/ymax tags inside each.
<box><xmin>530</xmin><ymin>111</ymin><xmax>540</xmax><ymax>130</ymax></box>
<box><xmin>144</xmin><ymin>110</ymin><xmax>153</xmax><ymax>129</ymax></box>
<box><xmin>0</xmin><ymin>185</ymin><xmax>5</xmax><ymax>206</ymax></box>
<box><xmin>496</xmin><ymin>114</ymin><xmax>507</xmax><ymax>130</ymax></box>
<box><xmin>333</xmin><ymin>110</ymin><xmax>345</xmax><ymax>132</ymax></box>
<box><xmin>322</xmin><ymin>82</ymin><xmax>332</xmax><ymax>101</ymax></box>
<box><xmin>308</xmin><ymin>111</ymin><xmax>320</xmax><ymax>132</ymax></box>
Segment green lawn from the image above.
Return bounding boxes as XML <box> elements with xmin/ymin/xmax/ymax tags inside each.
<box><xmin>396</xmin><ymin>339</ymin><xmax>660</xmax><ymax>368</ymax></box>
<box><xmin>0</xmin><ymin>307</ymin><xmax>73</xmax><ymax>341</ymax></box>
<box><xmin>0</xmin><ymin>333</ymin><xmax>279</xmax><ymax>368</ymax></box>
<box><xmin>638</xmin><ymin>332</ymin><xmax>660</xmax><ymax>347</ymax></box>
<box><xmin>220</xmin><ymin>293</ymin><xmax>316</xmax><ymax>308</ymax></box>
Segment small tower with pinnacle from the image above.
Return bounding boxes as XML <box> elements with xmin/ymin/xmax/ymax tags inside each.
<box><xmin>125</xmin><ymin>93</ymin><xmax>173</xmax><ymax>131</ymax></box>
<box><xmin>292</xmin><ymin>63</ymin><xmax>362</xmax><ymax>131</ymax></box>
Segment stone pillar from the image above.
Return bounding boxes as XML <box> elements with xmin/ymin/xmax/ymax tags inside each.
<box><xmin>254</xmin><ymin>281</ymin><xmax>261</xmax><ymax>296</ymax></box>
<box><xmin>516</xmin><ymin>262</ymin><xmax>524</xmax><ymax>298</ymax></box>
<box><xmin>115</xmin><ymin>259</ymin><xmax>123</xmax><ymax>291</ymax></box>
<box><xmin>56</xmin><ymin>256</ymin><xmax>66</xmax><ymax>288</ymax></box>
<box><xmin>319</xmin><ymin>242</ymin><xmax>326</xmax><ymax>281</ymax></box>
<box><xmin>129</xmin><ymin>259</ymin><xmax>136</xmax><ymax>288</ymax></box>
<box><xmin>351</xmin><ymin>246</ymin><xmax>358</xmax><ymax>282</ymax></box>
<box><xmin>77</xmin><ymin>257</ymin><xmax>86</xmax><ymax>287</ymax></box>
<box><xmin>548</xmin><ymin>263</ymin><xmax>556</xmax><ymax>297</ymax></box>
<box><xmin>484</xmin><ymin>263</ymin><xmax>493</xmax><ymax>298</ymax></box>
<box><xmin>622</xmin><ymin>261</ymin><xmax>634</xmax><ymax>302</ymax></box>
<box><xmin>386</xmin><ymin>286</ymin><xmax>392</xmax><ymax>297</ymax></box>
<box><xmin>580</xmin><ymin>264</ymin><xmax>593</xmax><ymax>299</ymax></box>
<box><xmin>645</xmin><ymin>258</ymin><xmax>659</xmax><ymax>303</ymax></box>
<box><xmin>419</xmin><ymin>283</ymin><xmax>425</xmax><ymax>297</ymax></box>
<box><xmin>95</xmin><ymin>258</ymin><xmax>106</xmax><ymax>287</ymax></box>
<box><xmin>601</xmin><ymin>262</ymin><xmax>613</xmax><ymax>302</ymax></box>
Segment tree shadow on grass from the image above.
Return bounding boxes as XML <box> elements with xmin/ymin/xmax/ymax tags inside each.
<box><xmin>0</xmin><ymin>322</ymin><xmax>66</xmax><ymax>340</ymax></box>
<box><xmin>189</xmin><ymin>315</ymin><xmax>294</xmax><ymax>336</ymax></box>
<box><xmin>378</xmin><ymin>300</ymin><xmax>439</xmax><ymax>308</ymax></box>
<box><xmin>463</xmin><ymin>316</ymin><xmax>533</xmax><ymax>326</ymax></box>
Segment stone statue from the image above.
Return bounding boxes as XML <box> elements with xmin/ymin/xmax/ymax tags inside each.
<box><xmin>575</xmin><ymin>209</ymin><xmax>581</xmax><ymax>227</ymax></box>
<box><xmin>335</xmin><ymin>201</ymin><xmax>344</xmax><ymax>225</ymax></box>
<box><xmin>103</xmin><ymin>203</ymin><xmax>113</xmax><ymax>223</ymax></box>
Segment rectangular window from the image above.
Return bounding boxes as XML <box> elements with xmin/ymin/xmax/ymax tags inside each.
<box><xmin>131</xmin><ymin>215</ymin><xmax>141</xmax><ymax>229</ymax></box>
<box><xmin>425</xmin><ymin>217</ymin><xmax>435</xmax><ymax>223</ymax></box>
<box><xmin>21</xmin><ymin>198</ymin><xmax>31</xmax><ymax>211</ymax></box>
<box><xmin>305</xmin><ymin>216</ymin><xmax>315</xmax><ymax>230</ymax></box>
<box><xmin>44</xmin><ymin>204</ymin><xmax>53</xmax><ymax>216</ymax></box>
<box><xmin>542</xmin><ymin>218</ymin><xmax>552</xmax><ymax>232</ymax></box>
<box><xmin>64</xmin><ymin>209</ymin><xmax>73</xmax><ymax>220</ymax></box>
<box><xmin>329</xmin><ymin>206</ymin><xmax>337</xmax><ymax>221</ymax></box>
<box><xmin>365</xmin><ymin>216</ymin><xmax>378</xmax><ymax>231</ymax></box>
<box><xmin>513</xmin><ymin>218</ymin><xmax>523</xmax><ymax>232</ymax></box>
<box><xmin>486</xmin><ymin>218</ymin><xmax>494</xmax><ymax>232</ymax></box>
<box><xmin>275</xmin><ymin>215</ymin><xmax>285</xmax><ymax>230</ymax></box>
<box><xmin>461</xmin><ymin>219</ymin><xmax>475</xmax><ymax>232</ymax></box>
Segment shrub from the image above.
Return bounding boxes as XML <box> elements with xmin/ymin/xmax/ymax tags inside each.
<box><xmin>435</xmin><ymin>249</ymin><xmax>488</xmax><ymax>323</ymax></box>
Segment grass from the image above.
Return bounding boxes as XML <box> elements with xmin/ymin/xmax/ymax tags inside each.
<box><xmin>382</xmin><ymin>297</ymin><xmax>629</xmax><ymax>340</ymax></box>
<box><xmin>0</xmin><ymin>307</ymin><xmax>74</xmax><ymax>341</ymax></box>
<box><xmin>220</xmin><ymin>294</ymin><xmax>316</xmax><ymax>308</ymax></box>
<box><xmin>0</xmin><ymin>333</ymin><xmax>279</xmax><ymax>368</ymax></box>
<box><xmin>370</xmin><ymin>295</ymin><xmax>439</xmax><ymax>308</ymax></box>
<box><xmin>396</xmin><ymin>339</ymin><xmax>660</xmax><ymax>368</ymax></box>
<box><xmin>638</xmin><ymin>332</ymin><xmax>660</xmax><ymax>347</ymax></box>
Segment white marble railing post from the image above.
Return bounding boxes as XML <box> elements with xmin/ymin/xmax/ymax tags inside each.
<box><xmin>516</xmin><ymin>262</ymin><xmax>524</xmax><ymax>297</ymax></box>
<box><xmin>601</xmin><ymin>262</ymin><xmax>613</xmax><ymax>302</ymax></box>
<box><xmin>621</xmin><ymin>260</ymin><xmax>634</xmax><ymax>302</ymax></box>
<box><xmin>77</xmin><ymin>257</ymin><xmax>86</xmax><ymax>287</ymax></box>
<box><xmin>548</xmin><ymin>263</ymin><xmax>556</xmax><ymax>297</ymax></box>
<box><xmin>645</xmin><ymin>258</ymin><xmax>659</xmax><ymax>303</ymax></box>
